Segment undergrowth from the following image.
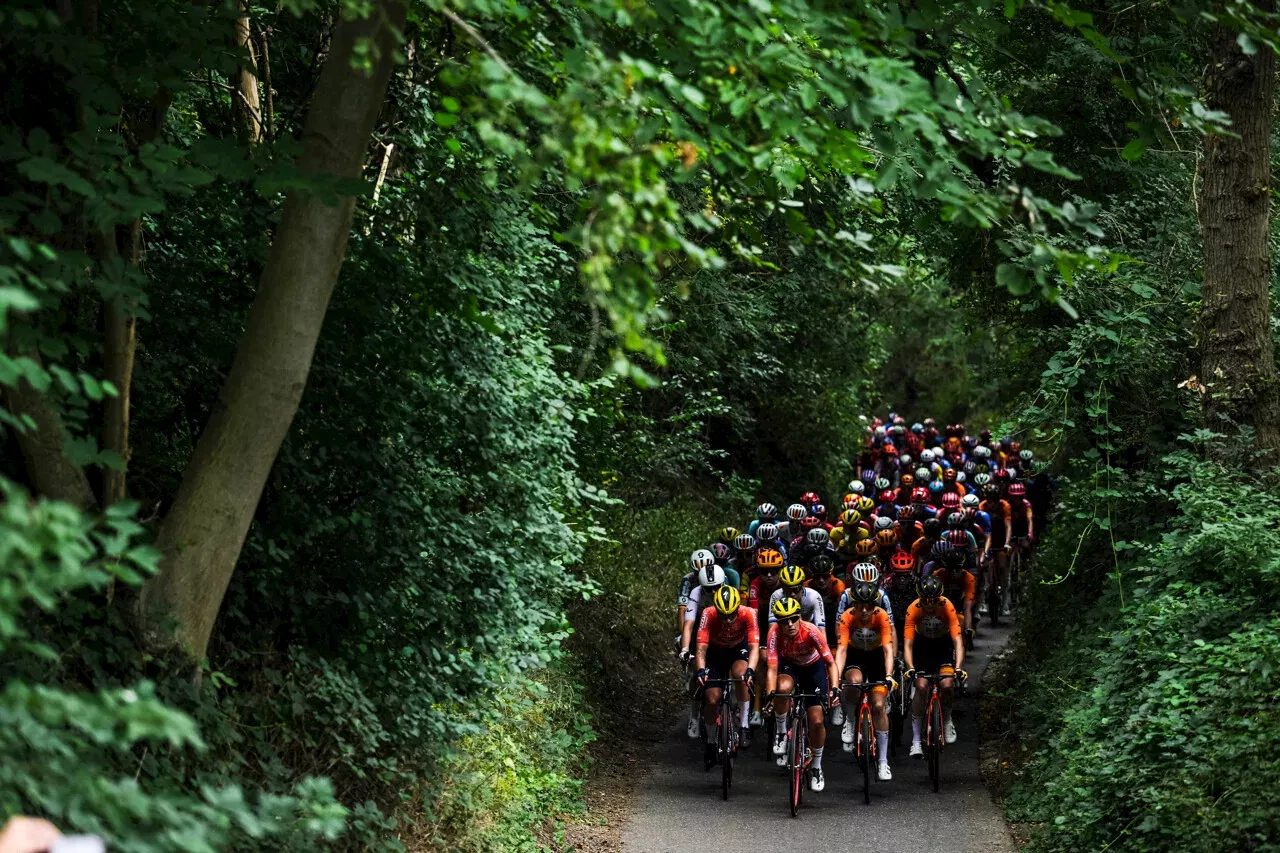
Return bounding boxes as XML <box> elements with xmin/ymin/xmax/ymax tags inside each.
<box><xmin>1000</xmin><ymin>451</ymin><xmax>1280</xmax><ymax>852</ymax></box>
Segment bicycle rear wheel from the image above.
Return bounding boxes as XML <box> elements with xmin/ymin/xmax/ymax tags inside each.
<box><xmin>859</xmin><ymin>707</ymin><xmax>874</xmax><ymax>805</ymax></box>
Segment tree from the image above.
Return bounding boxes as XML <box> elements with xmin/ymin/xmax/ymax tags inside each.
<box><xmin>138</xmin><ymin>0</ymin><xmax>408</xmax><ymax>659</ymax></box>
<box><xmin>1197</xmin><ymin>0</ymin><xmax>1280</xmax><ymax>457</ymax></box>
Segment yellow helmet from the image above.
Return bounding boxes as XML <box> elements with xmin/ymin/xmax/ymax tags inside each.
<box><xmin>857</xmin><ymin>496</ymin><xmax>875</xmax><ymax>513</ymax></box>
<box><xmin>779</xmin><ymin>565</ymin><xmax>806</xmax><ymax>588</ymax></box>
<box><xmin>855</xmin><ymin>538</ymin><xmax>877</xmax><ymax>556</ymax></box>
<box><xmin>771</xmin><ymin>596</ymin><xmax>802</xmax><ymax>620</ymax></box>
<box><xmin>719</xmin><ymin>526</ymin><xmax>740</xmax><ymax>543</ymax></box>
<box><xmin>713</xmin><ymin>585</ymin><xmax>741</xmax><ymax>616</ymax></box>
<box><xmin>757</xmin><ymin>548</ymin><xmax>784</xmax><ymax>570</ymax></box>
<box><xmin>840</xmin><ymin>509</ymin><xmax>862</xmax><ymax>526</ymax></box>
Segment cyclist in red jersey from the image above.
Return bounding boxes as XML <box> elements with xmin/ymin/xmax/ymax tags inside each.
<box><xmin>765</xmin><ymin>597</ymin><xmax>840</xmax><ymax>792</ymax></box>
<box><xmin>695</xmin><ymin>586</ymin><xmax>761</xmax><ymax>766</ymax></box>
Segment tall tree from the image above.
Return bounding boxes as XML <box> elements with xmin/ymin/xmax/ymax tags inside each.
<box><xmin>139</xmin><ymin>0</ymin><xmax>407</xmax><ymax>659</ymax></box>
<box><xmin>1197</xmin><ymin>0</ymin><xmax>1280</xmax><ymax>457</ymax></box>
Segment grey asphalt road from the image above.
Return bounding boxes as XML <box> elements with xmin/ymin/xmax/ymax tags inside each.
<box><xmin>622</xmin><ymin>619</ymin><xmax>1016</xmax><ymax>852</ymax></box>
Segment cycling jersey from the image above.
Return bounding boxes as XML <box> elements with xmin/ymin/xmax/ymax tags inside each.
<box><xmin>904</xmin><ymin>597</ymin><xmax>961</xmax><ymax>641</ymax></box>
<box><xmin>880</xmin><ymin>568</ymin><xmax>917</xmax><ymax>631</ymax></box>
<box><xmin>1008</xmin><ymin>497</ymin><xmax>1033</xmax><ymax>536</ymax></box>
<box><xmin>676</xmin><ymin>571</ymin><xmax>698</xmax><ymax>610</ymax></box>
<box><xmin>766</xmin><ymin>620</ymin><xmax>835</xmax><ymax>667</ymax></box>
<box><xmin>829</xmin><ymin>522</ymin><xmax>870</xmax><ymax>550</ymax></box>
<box><xmin>836</xmin><ymin>606</ymin><xmax>893</xmax><ymax>651</ymax></box>
<box><xmin>834</xmin><ymin>587</ymin><xmax>894</xmax><ymax>628</ymax></box>
<box><xmin>696</xmin><ymin>606</ymin><xmax>761</xmax><ymax>649</ymax></box>
<box><xmin>767</xmin><ymin>587</ymin><xmax>826</xmax><ymax>628</ymax></box>
<box><xmin>747</xmin><ymin>575</ymin><xmax>781</xmax><ymax>608</ymax></box>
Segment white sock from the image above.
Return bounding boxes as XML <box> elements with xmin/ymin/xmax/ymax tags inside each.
<box><xmin>876</xmin><ymin>730</ymin><xmax>889</xmax><ymax>759</ymax></box>
<box><xmin>776</xmin><ymin>721</ymin><xmax>787</xmax><ymax>740</ymax></box>
<box><xmin>812</xmin><ymin>746</ymin><xmax>823</xmax><ymax>769</ymax></box>
<box><xmin>911</xmin><ymin>715</ymin><xmax>923</xmax><ymax>742</ymax></box>
<box><xmin>739</xmin><ymin>704</ymin><xmax>750</xmax><ymax>729</ymax></box>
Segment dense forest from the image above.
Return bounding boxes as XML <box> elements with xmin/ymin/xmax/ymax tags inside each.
<box><xmin>1</xmin><ymin>0</ymin><xmax>1278</xmax><ymax>849</ymax></box>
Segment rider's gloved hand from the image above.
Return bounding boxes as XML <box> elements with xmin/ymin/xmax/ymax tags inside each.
<box><xmin>743</xmin><ymin>667</ymin><xmax>755</xmax><ymax>688</ymax></box>
<box><xmin>887</xmin><ymin>676</ymin><xmax>898</xmax><ymax>692</ymax></box>
<box><xmin>828</xmin><ymin>686</ymin><xmax>841</xmax><ymax>708</ymax></box>
<box><xmin>905</xmin><ymin>668</ymin><xmax>916</xmax><ymax>681</ymax></box>
<box><xmin>679</xmin><ymin>648</ymin><xmax>692</xmax><ymax>666</ymax></box>
<box><xmin>695</xmin><ymin>668</ymin><xmax>709</xmax><ymax>687</ymax></box>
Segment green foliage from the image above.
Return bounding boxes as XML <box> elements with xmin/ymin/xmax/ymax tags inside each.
<box><xmin>1003</xmin><ymin>455</ymin><xmax>1280</xmax><ymax>852</ymax></box>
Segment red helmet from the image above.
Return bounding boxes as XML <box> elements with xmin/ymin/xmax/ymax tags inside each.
<box><xmin>1010</xmin><ymin>441</ymin><xmax>1022</xmax><ymax>454</ymax></box>
<box><xmin>883</xmin><ymin>442</ymin><xmax>896</xmax><ymax>454</ymax></box>
<box><xmin>911</xmin><ymin>486</ymin><xmax>930</xmax><ymax>503</ymax></box>
<box><xmin>801</xmin><ymin>491</ymin><xmax>821</xmax><ymax>506</ymax></box>
<box><xmin>800</xmin><ymin>514</ymin><xmax>822</xmax><ymax>529</ymax></box>
<box><xmin>944</xmin><ymin>529</ymin><xmax>969</xmax><ymax>547</ymax></box>
<box><xmin>943</xmin><ymin>468</ymin><xmax>957</xmax><ymax>482</ymax></box>
<box><xmin>879</xmin><ymin>489</ymin><xmax>896</xmax><ymax>503</ymax></box>
<box><xmin>1008</xmin><ymin>482</ymin><xmax>1026</xmax><ymax>497</ymax></box>
<box><xmin>897</xmin><ymin>504</ymin><xmax>916</xmax><ymax>520</ymax></box>
<box><xmin>891</xmin><ymin>550</ymin><xmax>915</xmax><ymax>572</ymax></box>
<box><xmin>941</xmin><ymin>492</ymin><xmax>961</xmax><ymax>509</ymax></box>
<box><xmin>993</xmin><ymin>468</ymin><xmax>1012</xmax><ymax>482</ymax></box>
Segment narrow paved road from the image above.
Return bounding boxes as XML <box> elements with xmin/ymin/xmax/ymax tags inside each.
<box><xmin>622</xmin><ymin>620</ymin><xmax>1015</xmax><ymax>852</ymax></box>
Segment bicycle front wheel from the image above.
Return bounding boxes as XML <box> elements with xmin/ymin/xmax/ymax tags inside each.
<box><xmin>789</xmin><ymin>715</ymin><xmax>804</xmax><ymax>817</ymax></box>
<box><xmin>720</xmin><ymin>699</ymin><xmax>733</xmax><ymax>800</ymax></box>
<box><xmin>860</xmin><ymin>707</ymin><xmax>874</xmax><ymax>805</ymax></box>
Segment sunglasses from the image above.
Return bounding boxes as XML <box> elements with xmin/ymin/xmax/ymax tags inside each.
<box><xmin>778</xmin><ymin>616</ymin><xmax>801</xmax><ymax>625</ymax></box>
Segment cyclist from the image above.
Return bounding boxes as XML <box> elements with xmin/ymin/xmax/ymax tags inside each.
<box><xmin>923</xmin><ymin>545</ymin><xmax>976</xmax><ymax>642</ymax></box>
<box><xmin>807</xmin><ymin>555</ymin><xmax>845</xmax><ymax>646</ymax></box>
<box><xmin>730</xmin><ymin>533</ymin><xmax>758</xmax><ymax>581</ymax></box>
<box><xmin>780</xmin><ymin>503</ymin><xmax>808</xmax><ymax>544</ymax></box>
<box><xmin>978</xmin><ymin>483</ymin><xmax>1011</xmax><ymax>616</ymax></box>
<box><xmin>904</xmin><ymin>576</ymin><xmax>965</xmax><ymax>755</ymax></box>
<box><xmin>678</xmin><ymin>563</ymin><xmax>728</xmax><ymax>738</ymax></box>
<box><xmin>754</xmin><ymin>521</ymin><xmax>788</xmax><ymax>562</ymax></box>
<box><xmin>768</xmin><ymin>565</ymin><xmax>826</xmax><ymax>629</ymax></box>
<box><xmin>910</xmin><ymin>517</ymin><xmax>945</xmax><ymax>564</ymax></box>
<box><xmin>747</xmin><ymin>503</ymin><xmax>778</xmax><ymax>537</ymax></box>
<box><xmin>717</xmin><ymin>527</ymin><xmax>741</xmax><ymax>549</ymax></box>
<box><xmin>747</xmin><ymin>548</ymin><xmax>785</xmax><ymax>725</ymax></box>
<box><xmin>765</xmin><ymin>597</ymin><xmax>840</xmax><ymax>792</ymax></box>
<box><xmin>836</xmin><ymin>581</ymin><xmax>896</xmax><ymax>779</ymax></box>
<box><xmin>882</xmin><ymin>549</ymin><xmax>918</xmax><ymax>648</ymax></box>
<box><xmin>835</xmin><ymin>561</ymin><xmax>895</xmax><ymax>637</ymax></box>
<box><xmin>694</xmin><ymin>586</ymin><xmax>760</xmax><ymax>766</ymax></box>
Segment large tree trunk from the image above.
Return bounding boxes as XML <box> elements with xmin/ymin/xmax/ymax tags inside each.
<box><xmin>1198</xmin><ymin>5</ymin><xmax>1280</xmax><ymax>459</ymax></box>
<box><xmin>139</xmin><ymin>0</ymin><xmax>407</xmax><ymax>660</ymax></box>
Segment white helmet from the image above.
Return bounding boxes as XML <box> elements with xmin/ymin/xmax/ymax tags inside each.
<box><xmin>847</xmin><ymin>481</ymin><xmax>866</xmax><ymax>495</ymax></box>
<box><xmin>786</xmin><ymin>503</ymin><xmax>808</xmax><ymax>521</ymax></box>
<box><xmin>756</xmin><ymin>522</ymin><xmax>779</xmax><ymax>542</ymax></box>
<box><xmin>956</xmin><ymin>472</ymin><xmax>966</xmax><ymax>483</ymax></box>
<box><xmin>873</xmin><ymin>516</ymin><xmax>894</xmax><ymax>532</ymax></box>
<box><xmin>900</xmin><ymin>453</ymin><xmax>913</xmax><ymax>466</ymax></box>
<box><xmin>698</xmin><ymin>564</ymin><xmax>726</xmax><ymax>589</ymax></box>
<box><xmin>852</xmin><ymin>562</ymin><xmax>880</xmax><ymax>584</ymax></box>
<box><xmin>920</xmin><ymin>449</ymin><xmax>935</xmax><ymax>463</ymax></box>
<box><xmin>690</xmin><ymin>549</ymin><xmax>716</xmax><ymax>571</ymax></box>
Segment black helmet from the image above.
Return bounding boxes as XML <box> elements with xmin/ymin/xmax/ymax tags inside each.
<box><xmin>922</xmin><ymin>518</ymin><xmax>942</xmax><ymax>539</ymax></box>
<box><xmin>917</xmin><ymin>576</ymin><xmax>945</xmax><ymax>600</ymax></box>
<box><xmin>851</xmin><ymin>581</ymin><xmax>879</xmax><ymax>605</ymax></box>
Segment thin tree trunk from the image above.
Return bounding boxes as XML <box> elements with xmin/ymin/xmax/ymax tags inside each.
<box><xmin>259</xmin><ymin>25</ymin><xmax>274</xmax><ymax>140</ymax></box>
<box><xmin>140</xmin><ymin>0</ymin><xmax>407</xmax><ymax>660</ymax></box>
<box><xmin>233</xmin><ymin>0</ymin><xmax>263</xmax><ymax>145</ymax></box>
<box><xmin>4</xmin><ymin>348</ymin><xmax>97</xmax><ymax>511</ymax></box>
<box><xmin>1197</xmin><ymin>3</ymin><xmax>1280</xmax><ymax>459</ymax></box>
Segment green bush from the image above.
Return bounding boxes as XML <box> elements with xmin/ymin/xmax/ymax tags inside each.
<box><xmin>1004</xmin><ymin>453</ymin><xmax>1280</xmax><ymax>852</ymax></box>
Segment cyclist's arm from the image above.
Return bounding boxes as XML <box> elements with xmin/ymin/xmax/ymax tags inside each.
<box><xmin>903</xmin><ymin>637</ymin><xmax>915</xmax><ymax>672</ymax></box>
<box><xmin>834</xmin><ymin>641</ymin><xmax>848</xmax><ymax>675</ymax></box>
<box><xmin>952</xmin><ymin>632</ymin><xmax>965</xmax><ymax>672</ymax></box>
<box><xmin>693</xmin><ymin>609</ymin><xmax>712</xmax><ymax>669</ymax></box>
<box><xmin>679</xmin><ymin>598</ymin><xmax>697</xmax><ymax>652</ymax></box>
<box><xmin>746</xmin><ymin>610</ymin><xmax>761</xmax><ymax>672</ymax></box>
<box><xmin>812</xmin><ymin>590</ymin><xmax>826</xmax><ymax>629</ymax></box>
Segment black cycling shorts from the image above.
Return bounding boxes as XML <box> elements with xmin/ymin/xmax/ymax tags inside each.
<box><xmin>842</xmin><ymin>648</ymin><xmax>888</xmax><ymax>685</ymax></box>
<box><xmin>706</xmin><ymin>643</ymin><xmax>750</xmax><ymax>680</ymax></box>
<box><xmin>912</xmin><ymin>637</ymin><xmax>956</xmax><ymax>675</ymax></box>
<box><xmin>780</xmin><ymin>660</ymin><xmax>829</xmax><ymax>708</ymax></box>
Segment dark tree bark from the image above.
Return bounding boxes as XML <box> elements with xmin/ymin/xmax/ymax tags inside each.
<box><xmin>139</xmin><ymin>0</ymin><xmax>408</xmax><ymax>660</ymax></box>
<box><xmin>1197</xmin><ymin>4</ymin><xmax>1280</xmax><ymax>459</ymax></box>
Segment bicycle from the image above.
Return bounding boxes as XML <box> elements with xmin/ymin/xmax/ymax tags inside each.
<box><xmin>769</xmin><ymin>690</ymin><xmax>826</xmax><ymax>817</ymax></box>
<box><xmin>845</xmin><ymin>678</ymin><xmax>894</xmax><ymax>804</ymax></box>
<box><xmin>911</xmin><ymin>670</ymin><xmax>965</xmax><ymax>792</ymax></box>
<box><xmin>888</xmin><ymin>656</ymin><xmax>907</xmax><ymax>756</ymax></box>
<box><xmin>700</xmin><ymin>676</ymin><xmax>745</xmax><ymax>800</ymax></box>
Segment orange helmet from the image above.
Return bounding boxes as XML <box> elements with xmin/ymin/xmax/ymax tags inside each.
<box><xmin>900</xmin><ymin>473</ymin><xmax>915</xmax><ymax>489</ymax></box>
<box><xmin>890</xmin><ymin>550</ymin><xmax>915</xmax><ymax>572</ymax></box>
<box><xmin>875</xmin><ymin>529</ymin><xmax>897</xmax><ymax>547</ymax></box>
<box><xmin>855</xmin><ymin>538</ymin><xmax>877</xmax><ymax>556</ymax></box>
<box><xmin>757</xmin><ymin>548</ymin><xmax>784</xmax><ymax>570</ymax></box>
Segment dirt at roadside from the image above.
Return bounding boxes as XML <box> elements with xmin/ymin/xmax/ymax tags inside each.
<box><xmin>977</xmin><ymin>639</ymin><xmax>1034</xmax><ymax>848</ymax></box>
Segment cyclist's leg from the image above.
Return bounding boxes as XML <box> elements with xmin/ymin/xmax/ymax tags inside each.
<box><xmin>729</xmin><ymin>658</ymin><xmax>750</xmax><ymax>730</ymax></box>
